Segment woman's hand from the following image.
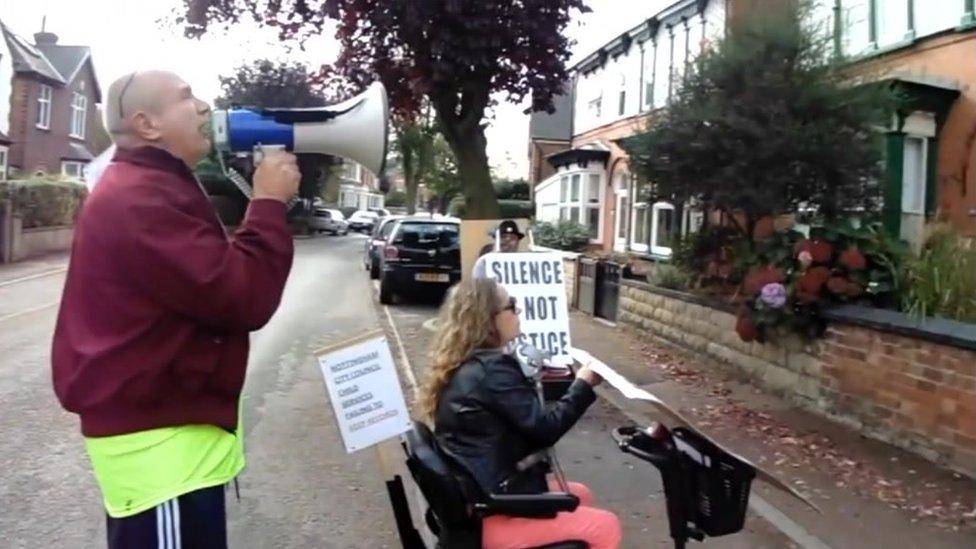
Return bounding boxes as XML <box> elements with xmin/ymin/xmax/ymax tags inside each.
<box><xmin>576</xmin><ymin>363</ymin><xmax>603</xmax><ymax>387</ymax></box>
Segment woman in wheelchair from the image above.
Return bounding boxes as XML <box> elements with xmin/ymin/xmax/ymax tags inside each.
<box><xmin>417</xmin><ymin>278</ymin><xmax>622</xmax><ymax>549</ymax></box>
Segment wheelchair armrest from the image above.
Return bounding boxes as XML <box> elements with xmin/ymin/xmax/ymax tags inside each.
<box><xmin>476</xmin><ymin>492</ymin><xmax>580</xmax><ymax>518</ymax></box>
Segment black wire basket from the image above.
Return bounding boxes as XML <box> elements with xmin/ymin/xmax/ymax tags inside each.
<box><xmin>668</xmin><ymin>426</ymin><xmax>755</xmax><ymax>537</ymax></box>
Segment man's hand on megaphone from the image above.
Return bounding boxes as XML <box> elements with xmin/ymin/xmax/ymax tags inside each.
<box><xmin>253</xmin><ymin>151</ymin><xmax>300</xmax><ymax>203</ymax></box>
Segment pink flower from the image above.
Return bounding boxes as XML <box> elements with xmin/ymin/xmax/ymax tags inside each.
<box><xmin>798</xmin><ymin>250</ymin><xmax>813</xmax><ymax>269</ymax></box>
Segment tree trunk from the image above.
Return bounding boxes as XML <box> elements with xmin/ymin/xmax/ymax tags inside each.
<box><xmin>440</xmin><ymin>120</ymin><xmax>499</xmax><ymax>219</ymax></box>
<box><xmin>401</xmin><ymin>146</ymin><xmax>417</xmax><ymax>215</ymax></box>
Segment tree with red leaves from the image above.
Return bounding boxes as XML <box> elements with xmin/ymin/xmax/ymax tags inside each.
<box><xmin>180</xmin><ymin>0</ymin><xmax>588</xmax><ymax>218</ymax></box>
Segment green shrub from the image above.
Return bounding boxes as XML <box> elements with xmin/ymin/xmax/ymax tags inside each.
<box><xmin>0</xmin><ymin>177</ymin><xmax>88</xmax><ymax>228</ymax></box>
<box><xmin>448</xmin><ymin>197</ymin><xmax>534</xmax><ymax>219</ymax></box>
<box><xmin>339</xmin><ymin>206</ymin><xmax>358</xmax><ymax>218</ymax></box>
<box><xmin>901</xmin><ymin>228</ymin><xmax>976</xmax><ymax>323</ymax></box>
<box><xmin>531</xmin><ymin>220</ymin><xmax>590</xmax><ymax>252</ymax></box>
<box><xmin>649</xmin><ymin>264</ymin><xmax>690</xmax><ymax>291</ymax></box>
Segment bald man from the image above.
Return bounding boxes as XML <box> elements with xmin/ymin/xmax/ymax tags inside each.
<box><xmin>52</xmin><ymin>71</ymin><xmax>300</xmax><ymax>548</ymax></box>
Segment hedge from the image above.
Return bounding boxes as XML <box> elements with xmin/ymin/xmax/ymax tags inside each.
<box><xmin>0</xmin><ymin>177</ymin><xmax>88</xmax><ymax>228</ymax></box>
<box><xmin>447</xmin><ymin>197</ymin><xmax>534</xmax><ymax>219</ymax></box>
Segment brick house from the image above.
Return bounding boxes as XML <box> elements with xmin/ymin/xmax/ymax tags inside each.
<box><xmin>0</xmin><ymin>22</ymin><xmax>102</xmax><ymax>181</ymax></box>
<box><xmin>529</xmin><ymin>0</ymin><xmax>976</xmax><ymax>255</ymax></box>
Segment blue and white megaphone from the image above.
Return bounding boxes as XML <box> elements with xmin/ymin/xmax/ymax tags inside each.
<box><xmin>211</xmin><ymin>82</ymin><xmax>389</xmax><ymax>195</ymax></box>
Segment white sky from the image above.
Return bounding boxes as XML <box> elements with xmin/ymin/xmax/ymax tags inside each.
<box><xmin>1</xmin><ymin>0</ymin><xmax>673</xmax><ymax>178</ymax></box>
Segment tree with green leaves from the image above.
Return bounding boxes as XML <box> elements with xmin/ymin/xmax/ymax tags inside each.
<box><xmin>214</xmin><ymin>59</ymin><xmax>329</xmax><ymax>110</ymax></box>
<box><xmin>391</xmin><ymin>111</ymin><xmax>437</xmax><ymax>215</ymax></box>
<box><xmin>180</xmin><ymin>0</ymin><xmax>588</xmax><ymax>219</ymax></box>
<box><xmin>211</xmin><ymin>59</ymin><xmax>341</xmax><ymax>210</ymax></box>
<box><xmin>624</xmin><ymin>2</ymin><xmax>893</xmax><ymax>240</ymax></box>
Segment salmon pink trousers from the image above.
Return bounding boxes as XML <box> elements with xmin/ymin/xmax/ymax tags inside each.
<box><xmin>481</xmin><ymin>480</ymin><xmax>622</xmax><ymax>549</ymax></box>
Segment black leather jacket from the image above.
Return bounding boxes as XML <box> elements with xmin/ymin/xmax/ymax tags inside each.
<box><xmin>434</xmin><ymin>349</ymin><xmax>596</xmax><ymax>496</ymax></box>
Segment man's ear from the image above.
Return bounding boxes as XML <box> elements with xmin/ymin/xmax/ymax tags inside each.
<box><xmin>130</xmin><ymin>112</ymin><xmax>162</xmax><ymax>142</ymax></box>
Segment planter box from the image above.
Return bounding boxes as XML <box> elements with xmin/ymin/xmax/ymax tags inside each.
<box><xmin>616</xmin><ymin>279</ymin><xmax>976</xmax><ymax>479</ymax></box>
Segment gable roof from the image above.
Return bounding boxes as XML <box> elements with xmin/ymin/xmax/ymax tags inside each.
<box><xmin>0</xmin><ymin>21</ymin><xmax>102</xmax><ymax>101</ymax></box>
<box><xmin>0</xmin><ymin>22</ymin><xmax>65</xmax><ymax>84</ymax></box>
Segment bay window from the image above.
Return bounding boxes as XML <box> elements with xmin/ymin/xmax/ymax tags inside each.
<box><xmin>556</xmin><ymin>171</ymin><xmax>604</xmax><ymax>242</ymax></box>
<box><xmin>651</xmin><ymin>202</ymin><xmax>676</xmax><ymax>257</ymax></box>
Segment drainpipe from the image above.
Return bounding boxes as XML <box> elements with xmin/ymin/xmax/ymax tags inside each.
<box><xmin>638</xmin><ymin>43</ymin><xmax>646</xmax><ymax>111</ymax></box>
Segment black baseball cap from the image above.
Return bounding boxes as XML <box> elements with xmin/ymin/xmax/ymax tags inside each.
<box><xmin>496</xmin><ymin>219</ymin><xmax>525</xmax><ymax>240</ymax></box>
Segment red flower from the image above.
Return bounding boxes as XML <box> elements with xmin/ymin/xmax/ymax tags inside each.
<box><xmin>753</xmin><ymin>216</ymin><xmax>775</xmax><ymax>241</ymax></box>
<box><xmin>839</xmin><ymin>247</ymin><xmax>867</xmax><ymax>271</ymax></box>
<box><xmin>743</xmin><ymin>265</ymin><xmax>784</xmax><ymax>295</ymax></box>
<box><xmin>826</xmin><ymin>276</ymin><xmax>850</xmax><ymax>295</ymax></box>
<box><xmin>736</xmin><ymin>314</ymin><xmax>758</xmax><ymax>342</ymax></box>
<box><xmin>795</xmin><ymin>239</ymin><xmax>834</xmax><ymax>264</ymax></box>
<box><xmin>797</xmin><ymin>266</ymin><xmax>830</xmax><ymax>297</ymax></box>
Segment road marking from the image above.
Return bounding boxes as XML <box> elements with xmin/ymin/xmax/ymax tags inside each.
<box><xmin>0</xmin><ymin>267</ymin><xmax>67</xmax><ymax>288</ymax></box>
<box><xmin>377</xmin><ymin>297</ymin><xmax>420</xmax><ymax>397</ymax></box>
<box><xmin>0</xmin><ymin>300</ymin><xmax>60</xmax><ymax>323</ymax></box>
<box><xmin>595</xmin><ymin>387</ymin><xmax>833</xmax><ymax>549</ymax></box>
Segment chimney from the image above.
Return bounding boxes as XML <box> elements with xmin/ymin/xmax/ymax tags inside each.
<box><xmin>35</xmin><ymin>16</ymin><xmax>58</xmax><ymax>45</ymax></box>
<box><xmin>34</xmin><ymin>31</ymin><xmax>59</xmax><ymax>45</ymax></box>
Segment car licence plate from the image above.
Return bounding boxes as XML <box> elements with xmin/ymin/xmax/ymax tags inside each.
<box><xmin>415</xmin><ymin>273</ymin><xmax>449</xmax><ymax>283</ymax></box>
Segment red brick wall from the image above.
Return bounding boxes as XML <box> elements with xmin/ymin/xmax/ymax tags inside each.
<box><xmin>819</xmin><ymin>325</ymin><xmax>976</xmax><ymax>471</ymax></box>
<box><xmin>528</xmin><ymin>139</ymin><xmax>570</xmax><ymax>187</ymax></box>
<box><xmin>618</xmin><ymin>280</ymin><xmax>976</xmax><ymax>478</ymax></box>
<box><xmin>7</xmin><ymin>68</ymin><xmax>100</xmax><ymax>176</ymax></box>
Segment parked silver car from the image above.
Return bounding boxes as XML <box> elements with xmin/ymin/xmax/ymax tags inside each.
<box><xmin>310</xmin><ymin>208</ymin><xmax>349</xmax><ymax>235</ymax></box>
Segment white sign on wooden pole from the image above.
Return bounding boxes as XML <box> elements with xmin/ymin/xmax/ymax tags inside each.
<box><xmin>316</xmin><ymin>331</ymin><xmax>412</xmax><ymax>453</ymax></box>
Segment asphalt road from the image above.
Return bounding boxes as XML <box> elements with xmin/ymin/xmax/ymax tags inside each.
<box><xmin>0</xmin><ymin>234</ymin><xmax>402</xmax><ymax>548</ymax></box>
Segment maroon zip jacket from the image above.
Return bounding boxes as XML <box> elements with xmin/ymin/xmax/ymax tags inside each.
<box><xmin>52</xmin><ymin>146</ymin><xmax>293</xmax><ymax>437</ymax></box>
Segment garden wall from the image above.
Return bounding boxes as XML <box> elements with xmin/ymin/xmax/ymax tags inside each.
<box><xmin>618</xmin><ymin>279</ymin><xmax>976</xmax><ymax>478</ymax></box>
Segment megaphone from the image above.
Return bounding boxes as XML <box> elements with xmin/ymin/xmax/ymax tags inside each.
<box><xmin>211</xmin><ymin>81</ymin><xmax>389</xmax><ymax>179</ymax></box>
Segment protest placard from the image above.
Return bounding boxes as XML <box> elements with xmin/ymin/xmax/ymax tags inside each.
<box><xmin>316</xmin><ymin>331</ymin><xmax>412</xmax><ymax>453</ymax></box>
<box><xmin>480</xmin><ymin>251</ymin><xmax>572</xmax><ymax>366</ymax></box>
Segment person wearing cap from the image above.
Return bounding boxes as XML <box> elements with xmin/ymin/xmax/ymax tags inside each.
<box><xmin>473</xmin><ymin>219</ymin><xmax>525</xmax><ymax>278</ymax></box>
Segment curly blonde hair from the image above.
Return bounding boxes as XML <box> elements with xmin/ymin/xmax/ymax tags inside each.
<box><xmin>417</xmin><ymin>278</ymin><xmax>503</xmax><ymax>420</ymax></box>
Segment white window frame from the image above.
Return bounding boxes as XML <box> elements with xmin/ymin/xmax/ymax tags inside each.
<box><xmin>617</xmin><ymin>72</ymin><xmax>627</xmax><ymax>117</ymax></box>
<box><xmin>682</xmin><ymin>203</ymin><xmax>704</xmax><ymax>235</ymax></box>
<box><xmin>36</xmin><ymin>84</ymin><xmax>53</xmax><ymax>130</ymax></box>
<box><xmin>556</xmin><ymin>168</ymin><xmax>604</xmax><ymax>243</ymax></box>
<box><xmin>643</xmin><ymin>39</ymin><xmax>657</xmax><ymax>111</ymax></box>
<box><xmin>0</xmin><ymin>145</ymin><xmax>8</xmax><ymax>180</ymax></box>
<box><xmin>630</xmin><ymin>201</ymin><xmax>650</xmax><ymax>254</ymax></box>
<box><xmin>901</xmin><ymin>135</ymin><xmax>927</xmax><ymax>215</ymax></box>
<box><xmin>651</xmin><ymin>201</ymin><xmax>676</xmax><ymax>257</ymax></box>
<box><xmin>613</xmin><ymin>172</ymin><xmax>631</xmax><ymax>252</ymax></box>
<box><xmin>61</xmin><ymin>160</ymin><xmax>85</xmax><ymax>180</ymax></box>
<box><xmin>70</xmin><ymin>92</ymin><xmax>87</xmax><ymax>139</ymax></box>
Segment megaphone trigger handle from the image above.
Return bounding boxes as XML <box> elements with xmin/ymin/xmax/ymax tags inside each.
<box><xmin>252</xmin><ymin>143</ymin><xmax>287</xmax><ymax>165</ymax></box>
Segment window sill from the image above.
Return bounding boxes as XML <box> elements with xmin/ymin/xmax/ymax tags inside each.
<box><xmin>35</xmin><ymin>125</ymin><xmax>51</xmax><ymax>131</ymax></box>
<box><xmin>69</xmin><ymin>134</ymin><xmax>85</xmax><ymax>141</ymax></box>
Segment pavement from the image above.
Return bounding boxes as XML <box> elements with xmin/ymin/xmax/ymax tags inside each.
<box><xmin>380</xmin><ymin>297</ymin><xmax>976</xmax><ymax>548</ymax></box>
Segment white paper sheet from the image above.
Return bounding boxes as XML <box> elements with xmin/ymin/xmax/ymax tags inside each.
<box><xmin>569</xmin><ymin>346</ymin><xmax>821</xmax><ymax>513</ymax></box>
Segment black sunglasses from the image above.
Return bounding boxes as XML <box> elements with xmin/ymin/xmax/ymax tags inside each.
<box><xmin>496</xmin><ymin>296</ymin><xmax>519</xmax><ymax>315</ymax></box>
<box><xmin>117</xmin><ymin>72</ymin><xmax>137</xmax><ymax>120</ymax></box>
